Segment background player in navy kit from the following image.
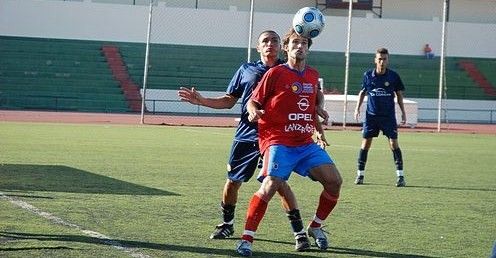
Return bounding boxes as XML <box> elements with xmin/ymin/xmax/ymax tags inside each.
<box><xmin>178</xmin><ymin>30</ymin><xmax>329</xmax><ymax>239</ymax></box>
<box><xmin>353</xmin><ymin>47</ymin><xmax>407</xmax><ymax>187</ymax></box>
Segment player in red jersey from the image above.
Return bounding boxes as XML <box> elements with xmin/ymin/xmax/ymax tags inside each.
<box><xmin>179</xmin><ymin>30</ymin><xmax>329</xmax><ymax>241</ymax></box>
<box><xmin>235</xmin><ymin>28</ymin><xmax>343</xmax><ymax>256</ymax></box>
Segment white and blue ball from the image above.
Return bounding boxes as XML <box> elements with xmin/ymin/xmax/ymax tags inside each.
<box><xmin>292</xmin><ymin>7</ymin><xmax>325</xmax><ymax>39</ymax></box>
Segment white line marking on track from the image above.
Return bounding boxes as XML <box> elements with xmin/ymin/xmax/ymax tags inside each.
<box><xmin>0</xmin><ymin>192</ymin><xmax>150</xmax><ymax>258</ymax></box>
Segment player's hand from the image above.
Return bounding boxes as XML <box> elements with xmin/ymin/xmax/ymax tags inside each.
<box><xmin>178</xmin><ymin>87</ymin><xmax>202</xmax><ymax>105</ymax></box>
<box><xmin>316</xmin><ymin>106</ymin><xmax>329</xmax><ymax>125</ymax></box>
<box><xmin>248</xmin><ymin>110</ymin><xmax>265</xmax><ymax>122</ymax></box>
<box><xmin>315</xmin><ymin>132</ymin><xmax>330</xmax><ymax>149</ymax></box>
<box><xmin>400</xmin><ymin>113</ymin><xmax>407</xmax><ymax>125</ymax></box>
<box><xmin>354</xmin><ymin>109</ymin><xmax>361</xmax><ymax>121</ymax></box>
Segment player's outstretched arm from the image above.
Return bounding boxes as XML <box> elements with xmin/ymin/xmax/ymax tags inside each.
<box><xmin>178</xmin><ymin>87</ymin><xmax>237</xmax><ymax>109</ymax></box>
<box><xmin>178</xmin><ymin>87</ymin><xmax>202</xmax><ymax>105</ymax></box>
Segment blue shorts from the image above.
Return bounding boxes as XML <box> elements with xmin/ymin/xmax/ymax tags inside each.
<box><xmin>363</xmin><ymin>114</ymin><xmax>398</xmax><ymax>139</ymax></box>
<box><xmin>257</xmin><ymin>143</ymin><xmax>334</xmax><ymax>182</ymax></box>
<box><xmin>227</xmin><ymin>140</ymin><xmax>260</xmax><ymax>182</ymax></box>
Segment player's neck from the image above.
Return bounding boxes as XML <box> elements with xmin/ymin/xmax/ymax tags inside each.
<box><xmin>287</xmin><ymin>58</ymin><xmax>306</xmax><ymax>72</ymax></box>
<box><xmin>262</xmin><ymin>56</ymin><xmax>278</xmax><ymax>67</ymax></box>
<box><xmin>375</xmin><ymin>68</ymin><xmax>387</xmax><ymax>75</ymax></box>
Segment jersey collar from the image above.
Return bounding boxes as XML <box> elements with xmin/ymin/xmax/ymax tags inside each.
<box><xmin>372</xmin><ymin>68</ymin><xmax>389</xmax><ymax>77</ymax></box>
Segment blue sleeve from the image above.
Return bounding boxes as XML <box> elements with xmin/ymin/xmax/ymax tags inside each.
<box><xmin>226</xmin><ymin>65</ymin><xmax>245</xmax><ymax>98</ymax></box>
<box><xmin>360</xmin><ymin>71</ymin><xmax>368</xmax><ymax>92</ymax></box>
<box><xmin>394</xmin><ymin>73</ymin><xmax>405</xmax><ymax>92</ymax></box>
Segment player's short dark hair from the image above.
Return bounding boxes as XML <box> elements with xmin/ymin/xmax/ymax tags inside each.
<box><xmin>258</xmin><ymin>30</ymin><xmax>280</xmax><ymax>41</ymax></box>
<box><xmin>376</xmin><ymin>47</ymin><xmax>389</xmax><ymax>55</ymax></box>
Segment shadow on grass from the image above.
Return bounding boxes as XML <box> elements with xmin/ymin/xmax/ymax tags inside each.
<box><xmin>0</xmin><ymin>164</ymin><xmax>177</xmax><ymax>196</ymax></box>
<box><xmin>0</xmin><ymin>246</ymin><xmax>73</xmax><ymax>252</ymax></box>
<box><xmin>0</xmin><ymin>231</ymin><xmax>438</xmax><ymax>258</ymax></box>
<box><xmin>256</xmin><ymin>238</ymin><xmax>438</xmax><ymax>257</ymax></box>
<box><xmin>329</xmin><ymin>246</ymin><xmax>439</xmax><ymax>258</ymax></box>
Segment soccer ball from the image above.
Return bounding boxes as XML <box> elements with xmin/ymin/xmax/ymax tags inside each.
<box><xmin>292</xmin><ymin>7</ymin><xmax>325</xmax><ymax>39</ymax></box>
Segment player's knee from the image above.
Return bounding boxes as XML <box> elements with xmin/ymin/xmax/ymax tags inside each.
<box><xmin>256</xmin><ymin>177</ymin><xmax>282</xmax><ymax>202</ymax></box>
<box><xmin>226</xmin><ymin>179</ymin><xmax>242</xmax><ymax>190</ymax></box>
<box><xmin>276</xmin><ymin>182</ymin><xmax>291</xmax><ymax>194</ymax></box>
<box><xmin>322</xmin><ymin>167</ymin><xmax>342</xmax><ymax>192</ymax></box>
<box><xmin>324</xmin><ymin>177</ymin><xmax>342</xmax><ymax>191</ymax></box>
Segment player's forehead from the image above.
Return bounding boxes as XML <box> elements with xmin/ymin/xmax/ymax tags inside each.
<box><xmin>375</xmin><ymin>53</ymin><xmax>388</xmax><ymax>60</ymax></box>
<box><xmin>289</xmin><ymin>33</ymin><xmax>308</xmax><ymax>44</ymax></box>
<box><xmin>258</xmin><ymin>32</ymin><xmax>280</xmax><ymax>42</ymax></box>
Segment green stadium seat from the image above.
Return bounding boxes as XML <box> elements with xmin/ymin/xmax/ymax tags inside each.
<box><xmin>0</xmin><ymin>36</ymin><xmax>130</xmax><ymax>112</ymax></box>
<box><xmin>1</xmin><ymin>35</ymin><xmax>494</xmax><ymax>114</ymax></box>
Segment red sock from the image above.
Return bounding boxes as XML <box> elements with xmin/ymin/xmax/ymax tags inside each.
<box><xmin>310</xmin><ymin>190</ymin><xmax>339</xmax><ymax>228</ymax></box>
<box><xmin>242</xmin><ymin>194</ymin><xmax>268</xmax><ymax>241</ymax></box>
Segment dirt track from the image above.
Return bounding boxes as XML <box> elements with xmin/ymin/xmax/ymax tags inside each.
<box><xmin>0</xmin><ymin>110</ymin><xmax>495</xmax><ymax>135</ymax></box>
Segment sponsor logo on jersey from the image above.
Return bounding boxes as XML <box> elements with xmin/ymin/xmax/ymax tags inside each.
<box><xmin>369</xmin><ymin>88</ymin><xmax>392</xmax><ymax>97</ymax></box>
<box><xmin>291</xmin><ymin>82</ymin><xmax>314</xmax><ymax>94</ymax></box>
<box><xmin>297</xmin><ymin>98</ymin><xmax>310</xmax><ymax>111</ymax></box>
<box><xmin>288</xmin><ymin>113</ymin><xmax>313</xmax><ymax>121</ymax></box>
<box><xmin>284</xmin><ymin>123</ymin><xmax>314</xmax><ymax>133</ymax></box>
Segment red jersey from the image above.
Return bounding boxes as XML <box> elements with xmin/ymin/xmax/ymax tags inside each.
<box><xmin>251</xmin><ymin>64</ymin><xmax>319</xmax><ymax>154</ymax></box>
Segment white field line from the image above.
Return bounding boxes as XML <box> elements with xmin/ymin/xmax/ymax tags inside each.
<box><xmin>182</xmin><ymin>128</ymin><xmax>232</xmax><ymax>136</ymax></box>
<box><xmin>0</xmin><ymin>192</ymin><xmax>150</xmax><ymax>258</ymax></box>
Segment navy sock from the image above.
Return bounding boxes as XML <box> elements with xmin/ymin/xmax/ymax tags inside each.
<box><xmin>357</xmin><ymin>149</ymin><xmax>368</xmax><ymax>171</ymax></box>
<box><xmin>287</xmin><ymin>209</ymin><xmax>304</xmax><ymax>234</ymax></box>
<box><xmin>392</xmin><ymin>148</ymin><xmax>403</xmax><ymax>171</ymax></box>
<box><xmin>221</xmin><ymin>202</ymin><xmax>235</xmax><ymax>224</ymax></box>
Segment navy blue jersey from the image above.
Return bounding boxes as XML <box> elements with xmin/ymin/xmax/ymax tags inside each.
<box><xmin>227</xmin><ymin>59</ymin><xmax>283</xmax><ymax>142</ymax></box>
<box><xmin>361</xmin><ymin>68</ymin><xmax>405</xmax><ymax>117</ymax></box>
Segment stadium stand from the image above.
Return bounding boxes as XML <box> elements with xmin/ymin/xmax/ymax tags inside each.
<box><xmin>1</xmin><ymin>36</ymin><xmax>494</xmax><ymax>113</ymax></box>
<box><xmin>101</xmin><ymin>45</ymin><xmax>142</xmax><ymax>112</ymax></box>
<box><xmin>119</xmin><ymin>43</ymin><xmax>244</xmax><ymax>93</ymax></box>
<box><xmin>122</xmin><ymin>43</ymin><xmax>494</xmax><ymax>100</ymax></box>
<box><xmin>458</xmin><ymin>60</ymin><xmax>496</xmax><ymax>97</ymax></box>
<box><xmin>0</xmin><ymin>36</ymin><xmax>130</xmax><ymax>112</ymax></box>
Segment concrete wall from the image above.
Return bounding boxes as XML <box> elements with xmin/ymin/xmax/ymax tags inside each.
<box><xmin>143</xmin><ymin>90</ymin><xmax>496</xmax><ymax>124</ymax></box>
<box><xmin>54</xmin><ymin>0</ymin><xmax>496</xmax><ymax>24</ymax></box>
<box><xmin>1</xmin><ymin>0</ymin><xmax>495</xmax><ymax>57</ymax></box>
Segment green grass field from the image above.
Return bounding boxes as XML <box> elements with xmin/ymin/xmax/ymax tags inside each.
<box><xmin>0</xmin><ymin>122</ymin><xmax>495</xmax><ymax>258</ymax></box>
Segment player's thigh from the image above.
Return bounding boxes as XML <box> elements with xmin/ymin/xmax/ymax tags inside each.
<box><xmin>380</xmin><ymin>117</ymin><xmax>398</xmax><ymax>139</ymax></box>
<box><xmin>294</xmin><ymin>144</ymin><xmax>333</xmax><ymax>177</ymax></box>
<box><xmin>363</xmin><ymin>118</ymin><xmax>380</xmax><ymax>138</ymax></box>
<box><xmin>227</xmin><ymin>141</ymin><xmax>260</xmax><ymax>182</ymax></box>
<box><xmin>309</xmin><ymin>163</ymin><xmax>342</xmax><ymax>192</ymax></box>
<box><xmin>258</xmin><ymin>145</ymin><xmax>297</xmax><ymax>182</ymax></box>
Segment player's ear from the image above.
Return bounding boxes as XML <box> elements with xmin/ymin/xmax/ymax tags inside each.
<box><xmin>282</xmin><ymin>44</ymin><xmax>289</xmax><ymax>52</ymax></box>
<box><xmin>256</xmin><ymin>45</ymin><xmax>262</xmax><ymax>53</ymax></box>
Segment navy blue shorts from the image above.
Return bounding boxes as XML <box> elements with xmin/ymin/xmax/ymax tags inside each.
<box><xmin>363</xmin><ymin>114</ymin><xmax>398</xmax><ymax>139</ymax></box>
<box><xmin>227</xmin><ymin>140</ymin><xmax>260</xmax><ymax>182</ymax></box>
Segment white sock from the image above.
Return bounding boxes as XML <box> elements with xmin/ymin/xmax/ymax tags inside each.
<box><xmin>310</xmin><ymin>215</ymin><xmax>325</xmax><ymax>228</ymax></box>
<box><xmin>396</xmin><ymin>170</ymin><xmax>404</xmax><ymax>177</ymax></box>
<box><xmin>357</xmin><ymin>170</ymin><xmax>364</xmax><ymax>176</ymax></box>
